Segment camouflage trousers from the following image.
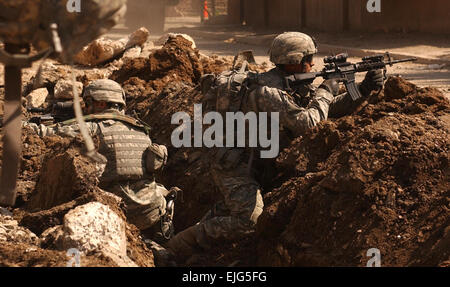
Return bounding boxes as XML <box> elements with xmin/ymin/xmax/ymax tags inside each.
<box><xmin>167</xmin><ymin>148</ymin><xmax>264</xmax><ymax>259</ymax></box>
<box><xmin>107</xmin><ymin>179</ymin><xmax>169</xmax><ymax>231</ymax></box>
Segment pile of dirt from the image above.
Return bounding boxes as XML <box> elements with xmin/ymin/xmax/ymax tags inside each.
<box><xmin>0</xmin><ymin>127</ymin><xmax>155</xmax><ymax>267</ymax></box>
<box><xmin>253</xmin><ymin>77</ymin><xmax>449</xmax><ymax>266</ymax></box>
<box><xmin>137</xmin><ymin>76</ymin><xmax>449</xmax><ymax>267</ymax></box>
<box><xmin>0</xmin><ymin>128</ymin><xmax>75</xmax><ymax>207</ymax></box>
<box><xmin>111</xmin><ymin>35</ymin><xmax>205</xmax><ymax>90</ymax></box>
<box><xmin>0</xmin><ymin>241</ymin><xmax>117</xmax><ymax>267</ymax></box>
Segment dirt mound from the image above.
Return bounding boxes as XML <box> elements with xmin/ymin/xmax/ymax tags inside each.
<box><xmin>0</xmin><ymin>127</ymin><xmax>155</xmax><ymax>266</ymax></box>
<box><xmin>0</xmin><ymin>128</ymin><xmax>75</xmax><ymax>207</ymax></box>
<box><xmin>254</xmin><ymin>77</ymin><xmax>449</xmax><ymax>266</ymax></box>
<box><xmin>0</xmin><ymin>241</ymin><xmax>117</xmax><ymax>267</ymax></box>
<box><xmin>111</xmin><ymin>36</ymin><xmax>204</xmax><ymax>90</ymax></box>
<box><xmin>143</xmin><ymin>76</ymin><xmax>449</xmax><ymax>267</ymax></box>
<box><xmin>27</xmin><ymin>145</ymin><xmax>100</xmax><ymax>211</ymax></box>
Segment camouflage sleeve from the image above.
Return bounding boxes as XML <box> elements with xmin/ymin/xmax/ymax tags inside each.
<box><xmin>328</xmin><ymin>90</ymin><xmax>366</xmax><ymax>118</ymax></box>
<box><xmin>23</xmin><ymin>121</ymin><xmax>99</xmax><ymax>138</ymax></box>
<box><xmin>245</xmin><ymin>86</ymin><xmax>334</xmax><ymax>137</ymax></box>
<box><xmin>145</xmin><ymin>143</ymin><xmax>168</xmax><ymax>172</ymax></box>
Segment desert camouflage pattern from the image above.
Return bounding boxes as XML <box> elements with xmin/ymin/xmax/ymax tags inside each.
<box><xmin>167</xmin><ymin>147</ymin><xmax>263</xmax><ymax>260</ymax></box>
<box><xmin>25</xmin><ymin>110</ymin><xmax>170</xmax><ymax>231</ymax></box>
<box><xmin>245</xmin><ymin>67</ymin><xmax>368</xmax><ymax>120</ymax></box>
<box><xmin>110</xmin><ymin>180</ymin><xmax>169</xmax><ymax>230</ymax></box>
<box><xmin>84</xmin><ymin>79</ymin><xmax>126</xmax><ymax>106</ymax></box>
<box><xmin>243</xmin><ymin>68</ymin><xmax>334</xmax><ymax>137</ymax></box>
<box><xmin>0</xmin><ymin>0</ymin><xmax>126</xmax><ymax>61</ymax></box>
<box><xmin>269</xmin><ymin>32</ymin><xmax>318</xmax><ymax>65</ymax></box>
<box><xmin>97</xmin><ymin>120</ymin><xmax>152</xmax><ymax>182</ymax></box>
<box><xmin>167</xmin><ymin>67</ymin><xmax>341</xmax><ymax>261</ymax></box>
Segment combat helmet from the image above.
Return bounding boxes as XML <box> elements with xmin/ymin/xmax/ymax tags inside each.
<box><xmin>269</xmin><ymin>32</ymin><xmax>318</xmax><ymax>65</ymax></box>
<box><xmin>83</xmin><ymin>79</ymin><xmax>126</xmax><ymax>107</ymax></box>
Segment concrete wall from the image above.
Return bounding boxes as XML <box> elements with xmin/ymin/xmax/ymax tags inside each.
<box><xmin>304</xmin><ymin>0</ymin><xmax>344</xmax><ymax>31</ymax></box>
<box><xmin>228</xmin><ymin>0</ymin><xmax>450</xmax><ymax>33</ymax></box>
<box><xmin>266</xmin><ymin>0</ymin><xmax>302</xmax><ymax>28</ymax></box>
<box><xmin>348</xmin><ymin>0</ymin><xmax>450</xmax><ymax>33</ymax></box>
<box><xmin>227</xmin><ymin>0</ymin><xmax>242</xmax><ymax>24</ymax></box>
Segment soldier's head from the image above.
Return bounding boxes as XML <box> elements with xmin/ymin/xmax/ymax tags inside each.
<box><xmin>83</xmin><ymin>79</ymin><xmax>126</xmax><ymax>114</ymax></box>
<box><xmin>269</xmin><ymin>32</ymin><xmax>318</xmax><ymax>74</ymax></box>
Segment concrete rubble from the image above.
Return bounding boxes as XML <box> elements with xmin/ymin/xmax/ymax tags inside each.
<box><xmin>43</xmin><ymin>202</ymin><xmax>137</xmax><ymax>267</ymax></box>
<box><xmin>54</xmin><ymin>80</ymin><xmax>84</xmax><ymax>100</ymax></box>
<box><xmin>26</xmin><ymin>88</ymin><xmax>49</xmax><ymax>109</ymax></box>
<box><xmin>0</xmin><ymin>213</ymin><xmax>39</xmax><ymax>245</ymax></box>
<box><xmin>74</xmin><ymin>27</ymin><xmax>150</xmax><ymax>66</ymax></box>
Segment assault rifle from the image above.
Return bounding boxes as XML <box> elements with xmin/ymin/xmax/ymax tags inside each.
<box><xmin>28</xmin><ymin>101</ymin><xmax>75</xmax><ymax>125</ymax></box>
<box><xmin>285</xmin><ymin>52</ymin><xmax>417</xmax><ymax>101</ymax></box>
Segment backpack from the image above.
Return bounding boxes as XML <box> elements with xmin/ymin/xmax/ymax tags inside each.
<box><xmin>201</xmin><ymin>63</ymin><xmax>258</xmax><ymax>115</ymax></box>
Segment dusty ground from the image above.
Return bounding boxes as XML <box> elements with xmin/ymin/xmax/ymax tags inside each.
<box><xmin>0</xmin><ymin>17</ymin><xmax>449</xmax><ymax>267</ymax></box>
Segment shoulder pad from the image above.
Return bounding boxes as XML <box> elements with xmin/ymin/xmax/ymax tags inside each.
<box><xmin>61</xmin><ymin>113</ymin><xmax>148</xmax><ymax>130</ymax></box>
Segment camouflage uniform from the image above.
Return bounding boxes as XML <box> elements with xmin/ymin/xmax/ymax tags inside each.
<box><xmin>166</xmin><ymin>32</ymin><xmax>385</xmax><ymax>262</ymax></box>
<box><xmin>26</xmin><ymin>80</ymin><xmax>172</xmax><ymax>234</ymax></box>
<box><xmin>167</xmin><ymin>33</ymin><xmax>333</xmax><ymax>261</ymax></box>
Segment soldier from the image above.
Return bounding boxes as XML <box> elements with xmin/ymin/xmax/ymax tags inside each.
<box><xmin>25</xmin><ymin>79</ymin><xmax>177</xmax><ymax>242</ymax></box>
<box><xmin>161</xmin><ymin>32</ymin><xmax>385</xmax><ymax>265</ymax></box>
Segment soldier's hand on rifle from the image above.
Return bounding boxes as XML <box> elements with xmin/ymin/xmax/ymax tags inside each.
<box><xmin>319</xmin><ymin>78</ymin><xmax>341</xmax><ymax>96</ymax></box>
<box><xmin>359</xmin><ymin>69</ymin><xmax>385</xmax><ymax>97</ymax></box>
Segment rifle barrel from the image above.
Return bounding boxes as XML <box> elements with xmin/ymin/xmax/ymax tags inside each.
<box><xmin>390</xmin><ymin>57</ymin><xmax>417</xmax><ymax>64</ymax></box>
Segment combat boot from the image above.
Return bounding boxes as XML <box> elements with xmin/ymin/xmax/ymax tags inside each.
<box><xmin>166</xmin><ymin>223</ymin><xmax>210</xmax><ymax>264</ymax></box>
<box><xmin>145</xmin><ymin>239</ymin><xmax>177</xmax><ymax>267</ymax></box>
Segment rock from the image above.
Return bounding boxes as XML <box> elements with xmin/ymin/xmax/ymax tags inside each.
<box><xmin>54</xmin><ymin>80</ymin><xmax>84</xmax><ymax>100</ymax></box>
<box><xmin>0</xmin><ymin>207</ymin><xmax>12</xmax><ymax>217</ymax></box>
<box><xmin>32</xmin><ymin>62</ymin><xmax>67</xmax><ymax>89</ymax></box>
<box><xmin>40</xmin><ymin>225</ymin><xmax>64</xmax><ymax>249</ymax></box>
<box><xmin>74</xmin><ymin>27</ymin><xmax>150</xmax><ymax>66</ymax></box>
<box><xmin>0</xmin><ymin>214</ymin><xmax>39</xmax><ymax>245</ymax></box>
<box><xmin>60</xmin><ymin>202</ymin><xmax>137</xmax><ymax>267</ymax></box>
<box><xmin>126</xmin><ymin>27</ymin><xmax>150</xmax><ymax>48</ymax></box>
<box><xmin>28</xmin><ymin>147</ymin><xmax>102</xmax><ymax>210</ymax></box>
<box><xmin>26</xmin><ymin>88</ymin><xmax>49</xmax><ymax>109</ymax></box>
<box><xmin>140</xmin><ymin>41</ymin><xmax>155</xmax><ymax>58</ymax></box>
<box><xmin>156</xmin><ymin>33</ymin><xmax>196</xmax><ymax>49</ymax></box>
<box><xmin>123</xmin><ymin>46</ymin><xmax>142</xmax><ymax>59</ymax></box>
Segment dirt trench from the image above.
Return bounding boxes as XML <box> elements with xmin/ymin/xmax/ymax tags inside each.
<box><xmin>0</xmin><ymin>36</ymin><xmax>448</xmax><ymax>267</ymax></box>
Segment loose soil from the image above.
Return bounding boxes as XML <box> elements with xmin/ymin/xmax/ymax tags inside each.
<box><xmin>0</xmin><ymin>36</ymin><xmax>448</xmax><ymax>267</ymax></box>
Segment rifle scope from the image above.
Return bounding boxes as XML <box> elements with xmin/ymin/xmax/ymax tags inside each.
<box><xmin>324</xmin><ymin>53</ymin><xmax>348</xmax><ymax>64</ymax></box>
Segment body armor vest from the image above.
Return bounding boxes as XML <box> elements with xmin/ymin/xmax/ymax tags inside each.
<box><xmin>97</xmin><ymin>120</ymin><xmax>152</xmax><ymax>183</ymax></box>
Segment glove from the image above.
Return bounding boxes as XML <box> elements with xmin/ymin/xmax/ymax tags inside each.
<box><xmin>319</xmin><ymin>78</ymin><xmax>340</xmax><ymax>96</ymax></box>
<box><xmin>359</xmin><ymin>69</ymin><xmax>385</xmax><ymax>97</ymax></box>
